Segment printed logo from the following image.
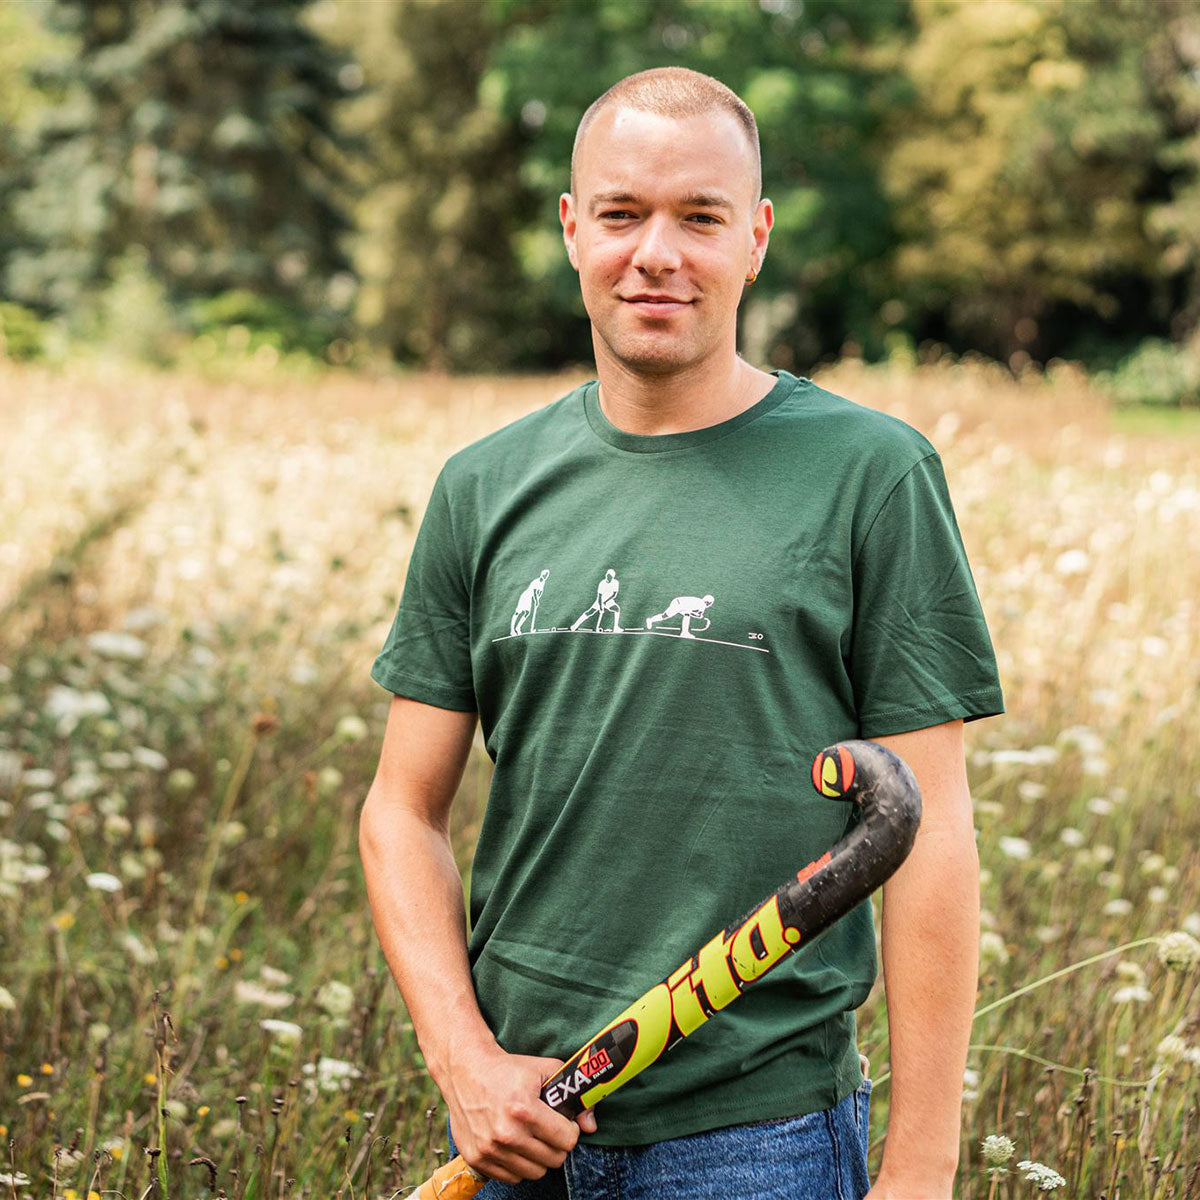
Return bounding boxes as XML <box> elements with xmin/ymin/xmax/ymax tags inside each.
<box><xmin>496</xmin><ymin>566</ymin><xmax>768</xmax><ymax>654</ymax></box>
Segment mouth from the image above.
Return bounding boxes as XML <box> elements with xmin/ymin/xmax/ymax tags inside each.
<box><xmin>621</xmin><ymin>294</ymin><xmax>694</xmax><ymax>316</ymax></box>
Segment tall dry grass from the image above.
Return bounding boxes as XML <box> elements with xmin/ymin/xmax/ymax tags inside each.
<box><xmin>0</xmin><ymin>355</ymin><xmax>1197</xmax><ymax>1197</ymax></box>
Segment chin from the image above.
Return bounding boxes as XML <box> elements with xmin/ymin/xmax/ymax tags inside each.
<box><xmin>602</xmin><ymin>333</ymin><xmax>700</xmax><ymax>376</ymax></box>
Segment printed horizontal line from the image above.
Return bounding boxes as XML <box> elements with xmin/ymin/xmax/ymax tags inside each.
<box><xmin>491</xmin><ymin>629</ymin><xmax>769</xmax><ymax>653</ymax></box>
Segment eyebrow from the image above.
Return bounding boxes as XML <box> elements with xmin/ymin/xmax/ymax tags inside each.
<box><xmin>588</xmin><ymin>190</ymin><xmax>736</xmax><ymax>216</ymax></box>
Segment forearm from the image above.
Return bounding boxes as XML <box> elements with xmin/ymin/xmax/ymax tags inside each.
<box><xmin>877</xmin><ymin>823</ymin><xmax>980</xmax><ymax>1187</ymax></box>
<box><xmin>359</xmin><ymin>796</ymin><xmax>495</xmax><ymax>1087</ymax></box>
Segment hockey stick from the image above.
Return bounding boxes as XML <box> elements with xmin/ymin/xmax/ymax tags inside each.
<box><xmin>415</xmin><ymin>738</ymin><xmax>922</xmax><ymax>1199</ymax></box>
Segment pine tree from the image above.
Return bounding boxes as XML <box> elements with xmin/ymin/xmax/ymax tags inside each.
<box><xmin>6</xmin><ymin>0</ymin><xmax>362</xmax><ymax>327</ymax></box>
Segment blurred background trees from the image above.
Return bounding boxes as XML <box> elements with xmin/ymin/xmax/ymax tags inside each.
<box><xmin>1</xmin><ymin>0</ymin><xmax>1199</xmax><ymax>400</ymax></box>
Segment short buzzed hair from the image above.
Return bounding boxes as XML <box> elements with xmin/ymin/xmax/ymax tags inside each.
<box><xmin>570</xmin><ymin>67</ymin><xmax>761</xmax><ymax>202</ymax></box>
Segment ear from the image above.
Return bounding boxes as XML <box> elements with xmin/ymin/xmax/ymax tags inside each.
<box><xmin>750</xmin><ymin>198</ymin><xmax>773</xmax><ymax>273</ymax></box>
<box><xmin>560</xmin><ymin>192</ymin><xmax>579</xmax><ymax>271</ymax></box>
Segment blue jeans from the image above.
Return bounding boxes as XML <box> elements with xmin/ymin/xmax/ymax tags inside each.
<box><xmin>445</xmin><ymin>1075</ymin><xmax>873</xmax><ymax>1199</ymax></box>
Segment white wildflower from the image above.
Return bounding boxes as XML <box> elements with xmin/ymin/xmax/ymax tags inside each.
<box><xmin>99</xmin><ymin>751</ymin><xmax>132</xmax><ymax>771</ymax></box>
<box><xmin>122</xmin><ymin>605</ymin><xmax>167</xmax><ymax>633</ymax></box>
<box><xmin>132</xmin><ymin>747</ymin><xmax>169</xmax><ymax>771</ymax></box>
<box><xmin>1115</xmin><ymin>961</ymin><xmax>1146</xmax><ymax>984</ymax></box>
<box><xmin>1148</xmin><ymin>886</ymin><xmax>1168</xmax><ymax>905</ymax></box>
<box><xmin>1017</xmin><ymin>1160</ymin><xmax>1067</xmax><ymax>1191</ymax></box>
<box><xmin>166</xmin><ymin>768</ymin><xmax>196</xmax><ymax>796</ymax></box>
<box><xmin>302</xmin><ymin>1055</ymin><xmax>361</xmax><ymax>1092</ymax></box>
<box><xmin>998</xmin><ymin>836</ymin><xmax>1031</xmax><ymax>860</ymax></box>
<box><xmin>85</xmin><ymin>872</ymin><xmax>123</xmax><ymax>892</ymax></box>
<box><xmin>1112</xmin><ymin>984</ymin><xmax>1152</xmax><ymax>1004</ymax></box>
<box><xmin>44</xmin><ymin>685</ymin><xmax>110</xmax><ymax>722</ymax></box>
<box><xmin>289</xmin><ymin>661</ymin><xmax>319</xmax><ymax>686</ymax></box>
<box><xmin>122</xmin><ymin>933</ymin><xmax>157</xmax><ymax>965</ymax></box>
<box><xmin>981</xmin><ymin>1134</ymin><xmax>1016</xmax><ymax>1166</ymax></box>
<box><xmin>1087</xmin><ymin>796</ymin><xmax>1113</xmax><ymax>815</ymax></box>
<box><xmin>1093</xmin><ymin>845</ymin><xmax>1115</xmax><ymax>863</ymax></box>
<box><xmin>1058</xmin><ymin>827</ymin><xmax>1084</xmax><ymax>847</ymax></box>
<box><xmin>87</xmin><ymin>631</ymin><xmax>147</xmax><ymax>661</ymax></box>
<box><xmin>1058</xmin><ymin>726</ymin><xmax>1104</xmax><ymax>755</ymax></box>
<box><xmin>1103</xmin><ymin>898</ymin><xmax>1133</xmax><ymax>917</ymax></box>
<box><xmin>1155</xmin><ymin>1035</ymin><xmax>1190</xmax><ymax>1065</ymax></box>
<box><xmin>22</xmin><ymin>768</ymin><xmax>56</xmax><ymax>789</ymax></box>
<box><xmin>0</xmin><ymin>984</ymin><xmax>16</xmax><ymax>1010</ymax></box>
<box><xmin>316</xmin><ymin>766</ymin><xmax>343</xmax><ymax>797</ymax></box>
<box><xmin>1017</xmin><ymin>781</ymin><xmax>1046</xmax><ymax>802</ymax></box>
<box><xmin>235</xmin><ymin>980</ymin><xmax>293</xmax><ymax>1009</ymax></box>
<box><xmin>990</xmin><ymin>746</ymin><xmax>1058</xmax><ymax>767</ymax></box>
<box><xmin>1035</xmin><ymin>925</ymin><xmax>1063</xmax><ymax>944</ymax></box>
<box><xmin>0</xmin><ymin>1172</ymin><xmax>30</xmax><ymax>1187</ymax></box>
<box><xmin>962</xmin><ymin>1066</ymin><xmax>980</xmax><ymax>1102</ymax></box>
<box><xmin>1054</xmin><ymin>549</ymin><xmax>1090</xmax><ymax>576</ymax></box>
<box><xmin>1183</xmin><ymin>913</ymin><xmax>1200</xmax><ymax>937</ymax></box>
<box><xmin>0</xmin><ymin>751</ymin><xmax>22</xmax><ymax>792</ymax></box>
<box><xmin>1139</xmin><ymin>852</ymin><xmax>1166</xmax><ymax>875</ymax></box>
<box><xmin>335</xmin><ymin>714</ymin><xmax>368</xmax><ymax>743</ymax></box>
<box><xmin>1082</xmin><ymin>756</ymin><xmax>1110</xmax><ymax>777</ymax></box>
<box><xmin>260</xmin><ymin>965</ymin><xmax>292</xmax><ymax>986</ymax></box>
<box><xmin>1097</xmin><ymin>871</ymin><xmax>1123</xmax><ymax>889</ymax></box>
<box><xmin>62</xmin><ymin>771</ymin><xmax>105</xmax><ymax>800</ymax></box>
<box><xmin>1140</xmin><ymin>636</ymin><xmax>1168</xmax><ymax>658</ymax></box>
<box><xmin>260</xmin><ymin>1018</ymin><xmax>303</xmax><ymax>1042</ymax></box>
<box><xmin>1157</xmin><ymin>931</ymin><xmax>1200</xmax><ymax>971</ymax></box>
<box><xmin>316</xmin><ymin>979</ymin><xmax>355</xmax><ymax>1018</ymax></box>
<box><xmin>980</xmin><ymin>930</ymin><xmax>1009</xmax><ymax>964</ymax></box>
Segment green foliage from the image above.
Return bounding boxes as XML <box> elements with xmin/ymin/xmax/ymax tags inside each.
<box><xmin>0</xmin><ymin>301</ymin><xmax>47</xmax><ymax>360</ymax></box>
<box><xmin>1096</xmin><ymin>338</ymin><xmax>1200</xmax><ymax>408</ymax></box>
<box><xmin>187</xmin><ymin>289</ymin><xmax>341</xmax><ymax>359</ymax></box>
<box><xmin>5</xmin><ymin>0</ymin><xmax>361</xmax><ymax>322</ymax></box>
<box><xmin>3</xmin><ymin>0</ymin><xmax>1200</xmax><ymax>374</ymax></box>
<box><xmin>881</xmin><ymin>0</ymin><xmax>1197</xmax><ymax>365</ymax></box>
<box><xmin>90</xmin><ymin>245</ymin><xmax>182</xmax><ymax>366</ymax></box>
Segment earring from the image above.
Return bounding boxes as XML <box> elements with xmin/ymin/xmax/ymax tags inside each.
<box><xmin>745</xmin><ymin>266</ymin><xmax>759</xmax><ymax>285</ymax></box>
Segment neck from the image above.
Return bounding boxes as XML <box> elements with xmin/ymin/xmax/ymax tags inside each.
<box><xmin>592</xmin><ymin>340</ymin><xmax>777</xmax><ymax>436</ymax></box>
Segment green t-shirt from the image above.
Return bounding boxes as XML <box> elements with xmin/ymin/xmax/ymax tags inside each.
<box><xmin>371</xmin><ymin>369</ymin><xmax>1004</xmax><ymax>1146</ymax></box>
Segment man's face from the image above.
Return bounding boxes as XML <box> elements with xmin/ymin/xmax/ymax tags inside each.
<box><xmin>561</xmin><ymin>105</ymin><xmax>772</xmax><ymax>377</ymax></box>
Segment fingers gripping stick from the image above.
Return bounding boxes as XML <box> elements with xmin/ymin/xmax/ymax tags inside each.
<box><xmin>414</xmin><ymin>740</ymin><xmax>922</xmax><ymax>1199</ymax></box>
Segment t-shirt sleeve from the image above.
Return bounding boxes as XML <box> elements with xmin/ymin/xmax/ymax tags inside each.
<box><xmin>370</xmin><ymin>467</ymin><xmax>477</xmax><ymax>712</ymax></box>
<box><xmin>848</xmin><ymin>451</ymin><xmax>1004</xmax><ymax>738</ymax></box>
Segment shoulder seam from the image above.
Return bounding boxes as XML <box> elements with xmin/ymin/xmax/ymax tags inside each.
<box><xmin>850</xmin><ymin>450</ymin><xmax>941</xmax><ymax>573</ymax></box>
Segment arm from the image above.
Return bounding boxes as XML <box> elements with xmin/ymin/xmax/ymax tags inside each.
<box><xmin>866</xmin><ymin>719</ymin><xmax>979</xmax><ymax>1200</ymax></box>
<box><xmin>358</xmin><ymin>695</ymin><xmax>595</xmax><ymax>1184</ymax></box>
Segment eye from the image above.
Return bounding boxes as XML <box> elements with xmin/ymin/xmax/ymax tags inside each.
<box><xmin>688</xmin><ymin>213</ymin><xmax>722</xmax><ymax>225</ymax></box>
<box><xmin>600</xmin><ymin>210</ymin><xmax>636</xmax><ymax>221</ymax></box>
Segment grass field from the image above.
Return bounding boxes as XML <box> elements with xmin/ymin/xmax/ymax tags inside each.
<box><xmin>1</xmin><ymin>355</ymin><xmax>1197</xmax><ymax>1198</ymax></box>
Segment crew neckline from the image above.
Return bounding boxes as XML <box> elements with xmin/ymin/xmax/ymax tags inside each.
<box><xmin>582</xmin><ymin>369</ymin><xmax>805</xmax><ymax>454</ymax></box>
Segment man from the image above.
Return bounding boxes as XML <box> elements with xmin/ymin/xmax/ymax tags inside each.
<box><xmin>511</xmin><ymin>569</ymin><xmax>550</xmax><ymax>636</ymax></box>
<box><xmin>644</xmin><ymin>592</ymin><xmax>714</xmax><ymax>639</ymax></box>
<box><xmin>570</xmin><ymin>568</ymin><xmax>622</xmax><ymax>632</ymax></box>
<box><xmin>360</xmin><ymin>67</ymin><xmax>1003</xmax><ymax>1199</ymax></box>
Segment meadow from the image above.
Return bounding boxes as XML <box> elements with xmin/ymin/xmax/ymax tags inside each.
<box><xmin>0</xmin><ymin>354</ymin><xmax>1197</xmax><ymax>1198</ymax></box>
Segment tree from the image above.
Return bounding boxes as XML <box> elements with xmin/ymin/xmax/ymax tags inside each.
<box><xmin>6</xmin><ymin>0</ymin><xmax>362</xmax><ymax>325</ymax></box>
<box><xmin>334</xmin><ymin>0</ymin><xmax>537</xmax><ymax>371</ymax></box>
<box><xmin>881</xmin><ymin>0</ymin><xmax>1181</xmax><ymax>365</ymax></box>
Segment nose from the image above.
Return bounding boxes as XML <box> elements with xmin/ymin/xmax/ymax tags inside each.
<box><xmin>630</xmin><ymin>213</ymin><xmax>682</xmax><ymax>277</ymax></box>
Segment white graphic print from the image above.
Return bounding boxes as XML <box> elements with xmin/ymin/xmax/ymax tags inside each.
<box><xmin>493</xmin><ymin>569</ymin><xmax>767</xmax><ymax>654</ymax></box>
<box><xmin>571</xmin><ymin>569</ymin><xmax>623</xmax><ymax>632</ymax></box>
<box><xmin>644</xmin><ymin>594</ymin><xmax>714</xmax><ymax>640</ymax></box>
<box><xmin>511</xmin><ymin>569</ymin><xmax>549</xmax><ymax>635</ymax></box>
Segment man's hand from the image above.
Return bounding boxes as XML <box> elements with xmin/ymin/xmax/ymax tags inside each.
<box><xmin>442</xmin><ymin>1040</ymin><xmax>598</xmax><ymax>1184</ymax></box>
